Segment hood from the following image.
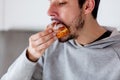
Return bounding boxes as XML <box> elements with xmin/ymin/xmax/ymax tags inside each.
<box><xmin>69</xmin><ymin>27</ymin><xmax>120</xmax><ymax>49</ymax></box>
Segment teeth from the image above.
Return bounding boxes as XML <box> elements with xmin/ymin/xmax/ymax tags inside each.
<box><xmin>54</xmin><ymin>23</ymin><xmax>63</xmax><ymax>30</ymax></box>
<box><xmin>52</xmin><ymin>21</ymin><xmax>60</xmax><ymax>24</ymax></box>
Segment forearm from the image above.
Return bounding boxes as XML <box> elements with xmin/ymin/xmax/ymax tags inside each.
<box><xmin>1</xmin><ymin>49</ymin><xmax>37</xmax><ymax>80</ymax></box>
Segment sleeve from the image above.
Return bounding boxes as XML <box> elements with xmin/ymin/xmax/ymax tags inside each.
<box><xmin>0</xmin><ymin>49</ymin><xmax>39</xmax><ymax>80</ymax></box>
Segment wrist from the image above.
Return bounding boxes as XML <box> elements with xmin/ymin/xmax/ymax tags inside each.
<box><xmin>26</xmin><ymin>49</ymin><xmax>38</xmax><ymax>62</ymax></box>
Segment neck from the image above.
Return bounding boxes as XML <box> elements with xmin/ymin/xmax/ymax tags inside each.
<box><xmin>76</xmin><ymin>16</ymin><xmax>106</xmax><ymax>45</ymax></box>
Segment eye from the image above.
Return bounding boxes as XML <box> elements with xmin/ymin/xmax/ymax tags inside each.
<box><xmin>58</xmin><ymin>2</ymin><xmax>67</xmax><ymax>6</ymax></box>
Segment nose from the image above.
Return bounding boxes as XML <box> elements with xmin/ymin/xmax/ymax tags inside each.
<box><xmin>47</xmin><ymin>4</ymin><xmax>58</xmax><ymax>17</ymax></box>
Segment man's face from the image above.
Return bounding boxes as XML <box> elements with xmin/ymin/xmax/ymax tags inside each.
<box><xmin>47</xmin><ymin>0</ymin><xmax>85</xmax><ymax>42</ymax></box>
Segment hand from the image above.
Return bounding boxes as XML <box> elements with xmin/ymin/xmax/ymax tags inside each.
<box><xmin>27</xmin><ymin>24</ymin><xmax>57</xmax><ymax>62</ymax></box>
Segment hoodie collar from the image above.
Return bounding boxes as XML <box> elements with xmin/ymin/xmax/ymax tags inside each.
<box><xmin>68</xmin><ymin>27</ymin><xmax>120</xmax><ymax>49</ymax></box>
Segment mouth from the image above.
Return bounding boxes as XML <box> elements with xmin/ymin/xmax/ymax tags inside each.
<box><xmin>51</xmin><ymin>18</ymin><xmax>71</xmax><ymax>33</ymax></box>
<box><xmin>51</xmin><ymin>18</ymin><xmax>66</xmax><ymax>26</ymax></box>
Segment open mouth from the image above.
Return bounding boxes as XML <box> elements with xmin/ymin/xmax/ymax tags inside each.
<box><xmin>52</xmin><ymin>22</ymin><xmax>70</xmax><ymax>38</ymax></box>
<box><xmin>51</xmin><ymin>18</ymin><xmax>65</xmax><ymax>25</ymax></box>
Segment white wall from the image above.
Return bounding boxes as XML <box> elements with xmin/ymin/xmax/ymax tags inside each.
<box><xmin>0</xmin><ymin>0</ymin><xmax>4</xmax><ymax>30</ymax></box>
<box><xmin>4</xmin><ymin>0</ymin><xmax>50</xmax><ymax>31</ymax></box>
<box><xmin>0</xmin><ymin>0</ymin><xmax>120</xmax><ymax>31</ymax></box>
<box><xmin>97</xmin><ymin>0</ymin><xmax>120</xmax><ymax>30</ymax></box>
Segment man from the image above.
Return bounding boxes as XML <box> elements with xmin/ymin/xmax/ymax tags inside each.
<box><xmin>1</xmin><ymin>0</ymin><xmax>120</xmax><ymax>80</ymax></box>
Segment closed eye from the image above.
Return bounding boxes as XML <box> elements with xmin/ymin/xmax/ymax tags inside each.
<box><xmin>58</xmin><ymin>2</ymin><xmax>67</xmax><ymax>6</ymax></box>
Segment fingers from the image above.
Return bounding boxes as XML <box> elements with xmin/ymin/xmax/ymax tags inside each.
<box><xmin>35</xmin><ymin>35</ymin><xmax>57</xmax><ymax>51</ymax></box>
<box><xmin>30</xmin><ymin>28</ymin><xmax>53</xmax><ymax>41</ymax></box>
<box><xmin>27</xmin><ymin>23</ymin><xmax>58</xmax><ymax>61</ymax></box>
<box><xmin>28</xmin><ymin>28</ymin><xmax>57</xmax><ymax>56</ymax></box>
<box><xmin>28</xmin><ymin>33</ymin><xmax>56</xmax><ymax>59</ymax></box>
<box><xmin>33</xmin><ymin>31</ymin><xmax>56</xmax><ymax>47</ymax></box>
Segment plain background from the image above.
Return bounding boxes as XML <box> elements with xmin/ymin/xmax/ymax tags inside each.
<box><xmin>0</xmin><ymin>0</ymin><xmax>120</xmax><ymax>31</ymax></box>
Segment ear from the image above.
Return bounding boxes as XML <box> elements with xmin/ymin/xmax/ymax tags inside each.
<box><xmin>83</xmin><ymin>0</ymin><xmax>95</xmax><ymax>15</ymax></box>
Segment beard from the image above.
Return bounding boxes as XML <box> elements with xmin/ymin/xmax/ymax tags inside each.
<box><xmin>58</xmin><ymin>13</ymin><xmax>85</xmax><ymax>42</ymax></box>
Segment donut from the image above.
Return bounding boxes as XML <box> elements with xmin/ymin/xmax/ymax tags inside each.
<box><xmin>56</xmin><ymin>26</ymin><xmax>69</xmax><ymax>38</ymax></box>
<box><xmin>53</xmin><ymin>23</ymin><xmax>69</xmax><ymax>38</ymax></box>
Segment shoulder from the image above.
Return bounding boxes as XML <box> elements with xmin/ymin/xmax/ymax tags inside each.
<box><xmin>111</xmin><ymin>42</ymin><xmax>120</xmax><ymax>58</ymax></box>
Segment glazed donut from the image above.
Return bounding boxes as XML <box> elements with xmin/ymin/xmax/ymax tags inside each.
<box><xmin>53</xmin><ymin>23</ymin><xmax>69</xmax><ymax>38</ymax></box>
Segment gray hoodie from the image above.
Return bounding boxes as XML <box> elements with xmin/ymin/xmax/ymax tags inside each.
<box><xmin>1</xmin><ymin>27</ymin><xmax>120</xmax><ymax>80</ymax></box>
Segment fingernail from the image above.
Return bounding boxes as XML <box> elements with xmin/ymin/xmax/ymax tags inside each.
<box><xmin>53</xmin><ymin>32</ymin><xmax>56</xmax><ymax>36</ymax></box>
<box><xmin>49</xmin><ymin>30</ymin><xmax>52</xmax><ymax>33</ymax></box>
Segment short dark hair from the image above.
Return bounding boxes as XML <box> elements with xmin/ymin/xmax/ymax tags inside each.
<box><xmin>78</xmin><ymin>0</ymin><xmax>100</xmax><ymax>19</ymax></box>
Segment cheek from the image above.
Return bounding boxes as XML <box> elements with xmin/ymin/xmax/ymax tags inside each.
<box><xmin>70</xmin><ymin>26</ymin><xmax>77</xmax><ymax>35</ymax></box>
<box><xmin>60</xmin><ymin>9</ymin><xmax>77</xmax><ymax>24</ymax></box>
